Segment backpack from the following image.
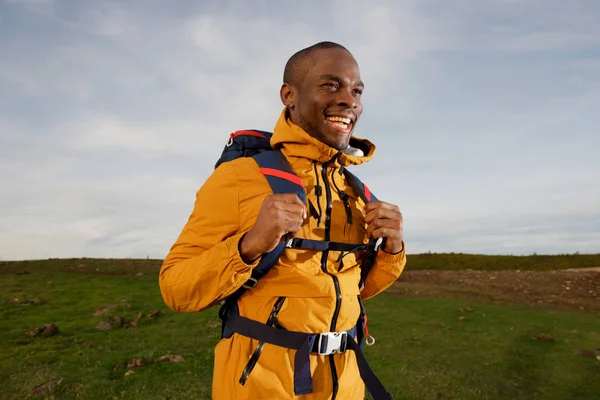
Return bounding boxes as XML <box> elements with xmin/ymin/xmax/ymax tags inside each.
<box><xmin>213</xmin><ymin>129</ymin><xmax>391</xmax><ymax>400</ymax></box>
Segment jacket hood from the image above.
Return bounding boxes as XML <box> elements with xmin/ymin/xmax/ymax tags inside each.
<box><xmin>270</xmin><ymin>108</ymin><xmax>376</xmax><ymax>167</ymax></box>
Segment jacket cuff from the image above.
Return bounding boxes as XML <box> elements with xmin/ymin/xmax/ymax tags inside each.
<box><xmin>377</xmin><ymin>241</ymin><xmax>406</xmax><ymax>264</ymax></box>
<box><xmin>236</xmin><ymin>232</ymin><xmax>262</xmax><ymax>267</ymax></box>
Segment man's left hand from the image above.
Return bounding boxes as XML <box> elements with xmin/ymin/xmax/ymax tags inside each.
<box><xmin>363</xmin><ymin>201</ymin><xmax>404</xmax><ymax>253</ymax></box>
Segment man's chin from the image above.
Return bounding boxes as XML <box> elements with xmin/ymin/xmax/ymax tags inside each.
<box><xmin>308</xmin><ymin>127</ymin><xmax>351</xmax><ymax>151</ymax></box>
<box><xmin>320</xmin><ymin>138</ymin><xmax>347</xmax><ymax>151</ymax></box>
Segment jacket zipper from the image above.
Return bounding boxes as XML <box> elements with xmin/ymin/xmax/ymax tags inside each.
<box><xmin>239</xmin><ymin>296</ymin><xmax>286</xmax><ymax>385</ymax></box>
<box><xmin>312</xmin><ymin>162</ymin><xmax>323</xmax><ymax>226</ymax></box>
<box><xmin>331</xmin><ymin>168</ymin><xmax>353</xmax><ymax>236</ymax></box>
<box><xmin>320</xmin><ymin>155</ymin><xmax>342</xmax><ymax>400</ymax></box>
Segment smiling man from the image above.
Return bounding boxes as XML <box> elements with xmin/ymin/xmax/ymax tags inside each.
<box><xmin>281</xmin><ymin>44</ymin><xmax>364</xmax><ymax>151</ymax></box>
<box><xmin>159</xmin><ymin>42</ymin><xmax>407</xmax><ymax>400</ymax></box>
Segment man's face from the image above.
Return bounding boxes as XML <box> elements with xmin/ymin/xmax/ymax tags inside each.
<box><xmin>283</xmin><ymin>48</ymin><xmax>364</xmax><ymax>151</ymax></box>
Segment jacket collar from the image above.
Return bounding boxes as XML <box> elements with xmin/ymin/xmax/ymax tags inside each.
<box><xmin>270</xmin><ymin>108</ymin><xmax>376</xmax><ymax>167</ymax></box>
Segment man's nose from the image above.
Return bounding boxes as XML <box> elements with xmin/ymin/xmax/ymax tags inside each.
<box><xmin>335</xmin><ymin>88</ymin><xmax>359</xmax><ymax>109</ymax></box>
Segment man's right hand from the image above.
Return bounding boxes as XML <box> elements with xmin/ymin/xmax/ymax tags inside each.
<box><xmin>240</xmin><ymin>194</ymin><xmax>306</xmax><ymax>263</ymax></box>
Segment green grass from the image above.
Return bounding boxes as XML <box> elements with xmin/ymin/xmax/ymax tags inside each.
<box><xmin>364</xmin><ymin>296</ymin><xmax>600</xmax><ymax>400</ymax></box>
<box><xmin>1</xmin><ymin>258</ymin><xmax>599</xmax><ymax>399</ymax></box>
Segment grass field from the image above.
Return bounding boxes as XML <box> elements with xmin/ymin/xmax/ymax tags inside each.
<box><xmin>1</xmin><ymin>256</ymin><xmax>599</xmax><ymax>399</ymax></box>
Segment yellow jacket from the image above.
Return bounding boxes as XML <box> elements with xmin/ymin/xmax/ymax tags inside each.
<box><xmin>159</xmin><ymin>109</ymin><xmax>407</xmax><ymax>399</ymax></box>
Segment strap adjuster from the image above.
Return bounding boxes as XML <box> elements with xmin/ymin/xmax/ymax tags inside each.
<box><xmin>317</xmin><ymin>331</ymin><xmax>348</xmax><ymax>355</ymax></box>
<box><xmin>242</xmin><ymin>277</ymin><xmax>258</xmax><ymax>289</ymax></box>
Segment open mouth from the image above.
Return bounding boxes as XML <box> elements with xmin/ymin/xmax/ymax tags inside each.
<box><xmin>325</xmin><ymin>115</ymin><xmax>352</xmax><ymax>133</ymax></box>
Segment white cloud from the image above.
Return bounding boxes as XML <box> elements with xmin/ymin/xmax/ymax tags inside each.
<box><xmin>59</xmin><ymin>113</ymin><xmax>227</xmax><ymax>156</ymax></box>
<box><xmin>0</xmin><ymin>0</ymin><xmax>599</xmax><ymax>259</ymax></box>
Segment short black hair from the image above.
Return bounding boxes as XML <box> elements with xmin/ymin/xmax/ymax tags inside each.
<box><xmin>283</xmin><ymin>41</ymin><xmax>350</xmax><ymax>87</ymax></box>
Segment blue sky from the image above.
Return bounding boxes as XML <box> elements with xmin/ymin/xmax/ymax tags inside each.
<box><xmin>1</xmin><ymin>0</ymin><xmax>599</xmax><ymax>260</ymax></box>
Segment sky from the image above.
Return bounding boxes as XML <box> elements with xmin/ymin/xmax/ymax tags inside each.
<box><xmin>1</xmin><ymin>0</ymin><xmax>599</xmax><ymax>261</ymax></box>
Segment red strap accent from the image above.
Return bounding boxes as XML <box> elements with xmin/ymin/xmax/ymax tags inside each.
<box><xmin>231</xmin><ymin>130</ymin><xmax>267</xmax><ymax>139</ymax></box>
<box><xmin>260</xmin><ymin>168</ymin><xmax>304</xmax><ymax>188</ymax></box>
<box><xmin>364</xmin><ymin>184</ymin><xmax>371</xmax><ymax>202</ymax></box>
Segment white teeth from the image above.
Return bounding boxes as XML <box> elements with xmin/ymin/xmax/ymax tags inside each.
<box><xmin>331</xmin><ymin>121</ymin><xmax>348</xmax><ymax>129</ymax></box>
<box><xmin>327</xmin><ymin>116</ymin><xmax>351</xmax><ymax>124</ymax></box>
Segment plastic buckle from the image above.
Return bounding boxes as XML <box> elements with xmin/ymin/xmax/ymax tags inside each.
<box><xmin>242</xmin><ymin>277</ymin><xmax>257</xmax><ymax>289</ymax></box>
<box><xmin>374</xmin><ymin>237</ymin><xmax>384</xmax><ymax>252</ymax></box>
<box><xmin>317</xmin><ymin>331</ymin><xmax>348</xmax><ymax>356</ymax></box>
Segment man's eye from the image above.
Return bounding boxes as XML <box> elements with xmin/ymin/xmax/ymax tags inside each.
<box><xmin>323</xmin><ymin>82</ymin><xmax>338</xmax><ymax>89</ymax></box>
<box><xmin>353</xmin><ymin>88</ymin><xmax>363</xmax><ymax>95</ymax></box>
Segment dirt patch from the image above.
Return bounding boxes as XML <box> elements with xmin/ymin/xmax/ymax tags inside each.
<box><xmin>565</xmin><ymin>267</ymin><xmax>600</xmax><ymax>272</ymax></box>
<box><xmin>7</xmin><ymin>297</ymin><xmax>45</xmax><ymax>306</ymax></box>
<box><xmin>27</xmin><ymin>324</ymin><xmax>59</xmax><ymax>337</ymax></box>
<box><xmin>112</xmin><ymin>354</ymin><xmax>185</xmax><ymax>377</ymax></box>
<box><xmin>391</xmin><ymin>269</ymin><xmax>600</xmax><ymax>314</ymax></box>
<box><xmin>26</xmin><ymin>379</ymin><xmax>63</xmax><ymax>397</ymax></box>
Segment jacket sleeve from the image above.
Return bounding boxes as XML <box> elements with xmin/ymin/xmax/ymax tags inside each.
<box><xmin>159</xmin><ymin>161</ymin><xmax>260</xmax><ymax>312</ymax></box>
<box><xmin>359</xmin><ymin>243</ymin><xmax>407</xmax><ymax>300</ymax></box>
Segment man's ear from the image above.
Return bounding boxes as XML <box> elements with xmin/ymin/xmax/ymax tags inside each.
<box><xmin>280</xmin><ymin>83</ymin><xmax>296</xmax><ymax>109</ymax></box>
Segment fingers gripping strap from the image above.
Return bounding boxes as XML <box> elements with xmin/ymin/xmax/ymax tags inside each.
<box><xmin>341</xmin><ymin>169</ymin><xmax>381</xmax><ymax>287</ymax></box>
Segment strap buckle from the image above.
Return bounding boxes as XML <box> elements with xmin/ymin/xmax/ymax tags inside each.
<box><xmin>242</xmin><ymin>277</ymin><xmax>258</xmax><ymax>289</ymax></box>
<box><xmin>317</xmin><ymin>331</ymin><xmax>348</xmax><ymax>356</ymax></box>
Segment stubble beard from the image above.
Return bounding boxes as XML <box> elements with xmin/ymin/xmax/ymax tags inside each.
<box><xmin>300</xmin><ymin>117</ymin><xmax>349</xmax><ymax>151</ymax></box>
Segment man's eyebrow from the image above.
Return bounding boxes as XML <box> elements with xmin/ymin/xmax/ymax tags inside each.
<box><xmin>319</xmin><ymin>74</ymin><xmax>364</xmax><ymax>87</ymax></box>
<box><xmin>319</xmin><ymin>74</ymin><xmax>342</xmax><ymax>82</ymax></box>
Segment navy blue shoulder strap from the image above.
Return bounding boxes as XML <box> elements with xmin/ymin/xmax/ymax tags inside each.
<box><xmin>237</xmin><ymin>150</ymin><xmax>306</xmax><ymax>288</ymax></box>
<box><xmin>253</xmin><ymin>150</ymin><xmax>306</xmax><ymax>204</ymax></box>
<box><xmin>343</xmin><ymin>169</ymin><xmax>378</xmax><ymax>204</ymax></box>
<box><xmin>219</xmin><ymin>149</ymin><xmax>306</xmax><ymax>338</ymax></box>
<box><xmin>342</xmin><ymin>168</ymin><xmax>382</xmax><ymax>289</ymax></box>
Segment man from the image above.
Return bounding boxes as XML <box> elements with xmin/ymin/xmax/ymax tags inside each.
<box><xmin>159</xmin><ymin>41</ymin><xmax>406</xmax><ymax>399</ymax></box>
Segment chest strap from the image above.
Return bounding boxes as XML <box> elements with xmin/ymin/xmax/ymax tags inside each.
<box><xmin>240</xmin><ymin>237</ymin><xmax>381</xmax><ymax>290</ymax></box>
<box><xmin>285</xmin><ymin>237</ymin><xmax>380</xmax><ymax>253</ymax></box>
